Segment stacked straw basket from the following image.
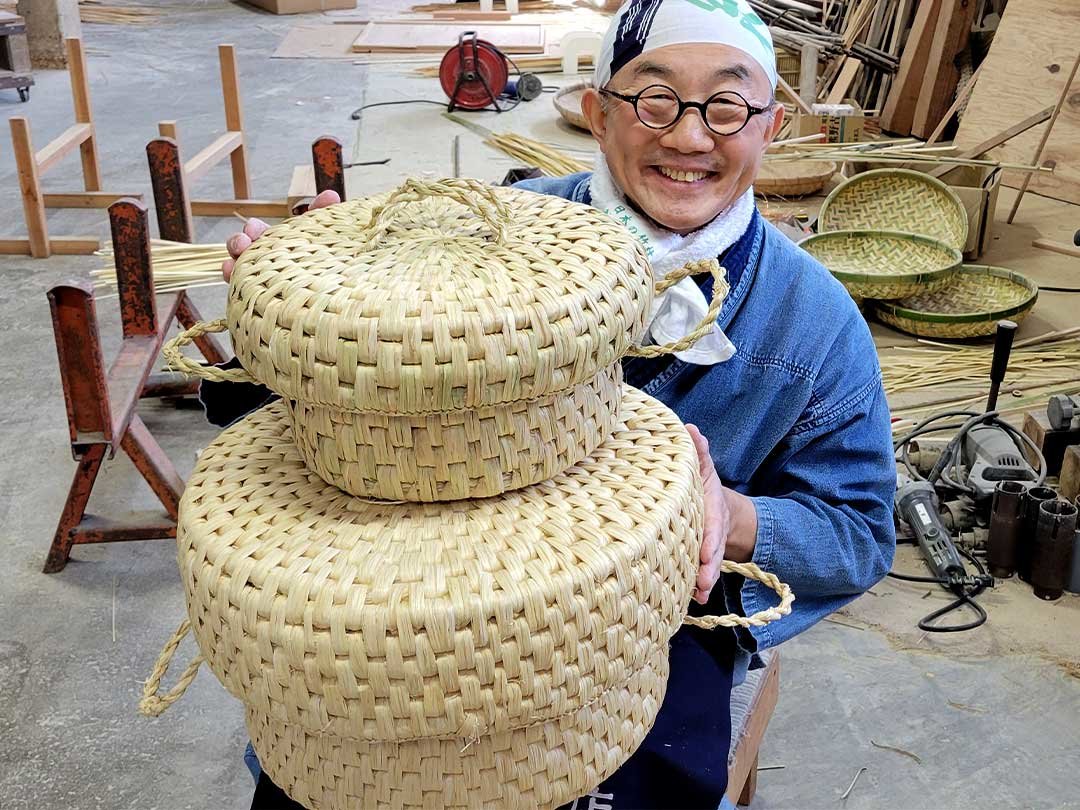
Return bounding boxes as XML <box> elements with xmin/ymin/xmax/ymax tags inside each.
<box><xmin>144</xmin><ymin>178</ymin><xmax>793</xmax><ymax>810</ymax></box>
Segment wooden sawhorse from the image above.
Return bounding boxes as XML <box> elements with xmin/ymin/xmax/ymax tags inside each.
<box><xmin>44</xmin><ymin>199</ymin><xmax>226</xmax><ymax>573</ymax></box>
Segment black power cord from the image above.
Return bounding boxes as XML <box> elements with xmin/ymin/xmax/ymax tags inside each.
<box><xmin>888</xmin><ymin>547</ymin><xmax>992</xmax><ymax>633</ymax></box>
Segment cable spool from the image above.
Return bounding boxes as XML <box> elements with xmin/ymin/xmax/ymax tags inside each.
<box><xmin>439</xmin><ymin>32</ymin><xmax>509</xmax><ymax>111</ymax></box>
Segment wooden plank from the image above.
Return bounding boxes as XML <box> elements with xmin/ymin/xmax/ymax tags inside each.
<box><xmin>190</xmin><ymin>199</ymin><xmax>292</xmax><ymax>218</ymax></box>
<box><xmin>430</xmin><ymin>10</ymin><xmax>512</xmax><ymax>20</ymax></box>
<box><xmin>218</xmin><ymin>44</ymin><xmax>252</xmax><ymax>200</ymax></box>
<box><xmin>925</xmin><ymin>64</ymin><xmax>981</xmax><ymax>145</ymax></box>
<box><xmin>0</xmin><ymin>237</ymin><xmax>100</xmax><ymax>255</ymax></box>
<box><xmin>928</xmin><ymin>106</ymin><xmax>1053</xmax><ymax>179</ymax></box>
<box><xmin>158</xmin><ymin>120</ymin><xmax>178</xmax><ymax>140</ymax></box>
<box><xmin>9</xmin><ymin>117</ymin><xmax>48</xmax><ymax>258</ymax></box>
<box><xmin>351</xmin><ymin>21</ymin><xmax>545</xmax><ymax>53</ymax></box>
<box><xmin>287</xmin><ymin>164</ymin><xmax>316</xmax><ymax>209</ymax></box>
<box><xmin>44</xmin><ymin>191</ymin><xmax>144</xmax><ymax>208</ymax></box>
<box><xmin>777</xmin><ymin>75</ymin><xmax>813</xmax><ymax>115</ymax></box>
<box><xmin>1061</xmin><ymin>445</ymin><xmax>1080</xmax><ymax>504</ymax></box>
<box><xmin>880</xmin><ymin>0</ymin><xmax>942</xmax><ymax>135</ymax></box>
<box><xmin>953</xmin><ymin>0</ymin><xmax>1080</xmax><ymax>204</ymax></box>
<box><xmin>1006</xmin><ymin>51</ymin><xmax>1080</xmax><ymax>223</ymax></box>
<box><xmin>1032</xmin><ymin>238</ymin><xmax>1080</xmax><ymax>259</ymax></box>
<box><xmin>910</xmin><ymin>0</ymin><xmax>979</xmax><ymax>139</ymax></box>
<box><xmin>183</xmin><ymin>131</ymin><xmax>243</xmax><ymax>184</ymax></box>
<box><xmin>825</xmin><ymin>56</ymin><xmax>861</xmax><ymax>104</ymax></box>
<box><xmin>34</xmin><ymin>123</ymin><xmax>92</xmax><ymax>174</ymax></box>
<box><xmin>799</xmin><ymin>43</ymin><xmax>819</xmax><ymax>107</ymax></box>
<box><xmin>724</xmin><ymin>654</ymin><xmax>781</xmax><ymax>807</ymax></box>
<box><xmin>65</xmin><ymin>38</ymin><xmax>102</xmax><ymax>192</ymax></box>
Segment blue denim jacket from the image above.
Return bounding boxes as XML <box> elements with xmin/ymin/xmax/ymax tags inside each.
<box><xmin>517</xmin><ymin>172</ymin><xmax>896</xmax><ymax>667</ymax></box>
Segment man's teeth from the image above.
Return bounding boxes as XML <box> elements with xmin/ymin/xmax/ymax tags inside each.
<box><xmin>657</xmin><ymin>167</ymin><xmax>710</xmax><ymax>182</ymax></box>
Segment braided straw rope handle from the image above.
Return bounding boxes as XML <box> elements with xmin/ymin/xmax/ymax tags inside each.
<box><xmin>138</xmin><ymin>560</ymin><xmax>791</xmax><ymax>717</ymax></box>
<box><xmin>365</xmin><ymin>177</ymin><xmax>513</xmax><ymax>246</ymax></box>
<box><xmin>162</xmin><ymin>259</ymin><xmax>730</xmax><ymax>383</ymax></box>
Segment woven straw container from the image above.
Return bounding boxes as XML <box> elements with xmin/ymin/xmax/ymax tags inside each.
<box><xmin>817</xmin><ymin>168</ymin><xmax>969</xmax><ymax>251</ymax></box>
<box><xmin>140</xmin><ymin>390</ymin><xmax>792</xmax><ymax>810</ymax></box>
<box><xmin>165</xmin><ymin>178</ymin><xmax>724</xmax><ymax>503</ymax></box>
<box><xmin>798</xmin><ymin>229</ymin><xmax>962</xmax><ymax>300</ymax></box>
<box><xmin>872</xmin><ymin>264</ymin><xmax>1038</xmax><ymax>338</ymax></box>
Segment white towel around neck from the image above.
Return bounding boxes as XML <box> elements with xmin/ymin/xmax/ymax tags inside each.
<box><xmin>589</xmin><ymin>153</ymin><xmax>753</xmax><ymax>365</ymax></box>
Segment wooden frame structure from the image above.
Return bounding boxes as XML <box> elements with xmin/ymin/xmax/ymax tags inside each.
<box><xmin>2</xmin><ymin>37</ymin><xmax>141</xmax><ymax>259</ymax></box>
<box><xmin>726</xmin><ymin>652</ymin><xmax>780</xmax><ymax>807</ymax></box>
<box><xmin>44</xmin><ymin>199</ymin><xmax>226</xmax><ymax>573</ymax></box>
<box><xmin>155</xmin><ymin>44</ymin><xmax>295</xmax><ymax>221</ymax></box>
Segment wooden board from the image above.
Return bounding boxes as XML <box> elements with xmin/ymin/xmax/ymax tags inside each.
<box><xmin>910</xmin><ymin>0</ymin><xmax>978</xmax><ymax>139</ymax></box>
<box><xmin>879</xmin><ymin>0</ymin><xmax>941</xmax><ymax>135</ymax></box>
<box><xmin>244</xmin><ymin>0</ymin><xmax>355</xmax><ymax>13</ymax></box>
<box><xmin>953</xmin><ymin>0</ymin><xmax>1080</xmax><ymax>205</ymax></box>
<box><xmin>351</xmin><ymin>21</ymin><xmax>545</xmax><ymax>53</ymax></box>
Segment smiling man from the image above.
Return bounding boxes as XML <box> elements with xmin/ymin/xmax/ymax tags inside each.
<box><xmin>215</xmin><ymin>1</ymin><xmax>895</xmax><ymax>807</ymax></box>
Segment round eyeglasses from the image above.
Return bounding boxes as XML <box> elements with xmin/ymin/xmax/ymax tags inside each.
<box><xmin>599</xmin><ymin>84</ymin><xmax>772</xmax><ymax>136</ymax></box>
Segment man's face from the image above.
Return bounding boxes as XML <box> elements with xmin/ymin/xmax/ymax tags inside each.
<box><xmin>582</xmin><ymin>43</ymin><xmax>784</xmax><ymax>234</ymax></box>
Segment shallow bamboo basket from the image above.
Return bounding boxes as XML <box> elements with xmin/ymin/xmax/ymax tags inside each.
<box><xmin>140</xmin><ymin>391</ymin><xmax>792</xmax><ymax>810</ymax></box>
<box><xmin>164</xmin><ymin>178</ymin><xmax>723</xmax><ymax>502</ymax></box>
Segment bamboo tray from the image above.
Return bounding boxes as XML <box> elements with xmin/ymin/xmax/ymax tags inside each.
<box><xmin>872</xmin><ymin>264</ymin><xmax>1038</xmax><ymax>338</ymax></box>
<box><xmin>755</xmin><ymin>160</ymin><xmax>837</xmax><ymax>197</ymax></box>
<box><xmin>553</xmin><ymin>80</ymin><xmax>590</xmax><ymax>131</ymax></box>
<box><xmin>799</xmin><ymin>229</ymin><xmax>962</xmax><ymax>300</ymax></box>
<box><xmin>817</xmin><ymin>168</ymin><xmax>969</xmax><ymax>251</ymax></box>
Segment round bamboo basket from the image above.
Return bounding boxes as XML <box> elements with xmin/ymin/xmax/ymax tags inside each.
<box><xmin>140</xmin><ymin>391</ymin><xmax>793</xmax><ymax>810</ymax></box>
<box><xmin>872</xmin><ymin>264</ymin><xmax>1039</xmax><ymax>338</ymax></box>
<box><xmin>817</xmin><ymin>168</ymin><xmax>969</xmax><ymax>251</ymax></box>
<box><xmin>798</xmin><ymin>229</ymin><xmax>962</xmax><ymax>300</ymax></box>
<box><xmin>553</xmin><ymin>81</ymin><xmax>591</xmax><ymax>131</ymax></box>
<box><xmin>164</xmin><ymin>178</ymin><xmax>723</xmax><ymax>502</ymax></box>
<box><xmin>754</xmin><ymin>160</ymin><xmax>837</xmax><ymax>197</ymax></box>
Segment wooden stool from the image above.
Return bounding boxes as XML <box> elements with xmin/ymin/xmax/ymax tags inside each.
<box><xmin>726</xmin><ymin>650</ymin><xmax>781</xmax><ymax>807</ymax></box>
<box><xmin>44</xmin><ymin>199</ymin><xmax>226</xmax><ymax>573</ymax></box>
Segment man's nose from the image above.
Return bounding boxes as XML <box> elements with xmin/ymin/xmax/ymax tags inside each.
<box><xmin>659</xmin><ymin>109</ymin><xmax>716</xmax><ymax>153</ymax></box>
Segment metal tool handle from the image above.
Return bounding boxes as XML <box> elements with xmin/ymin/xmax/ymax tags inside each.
<box><xmin>986</xmin><ymin>319</ymin><xmax>1017</xmax><ymax>412</ymax></box>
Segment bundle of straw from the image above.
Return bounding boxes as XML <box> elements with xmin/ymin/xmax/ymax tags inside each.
<box><xmin>92</xmin><ymin>240</ymin><xmax>229</xmax><ymax>297</ymax></box>
<box><xmin>765</xmin><ymin>139</ymin><xmax>1050</xmax><ymax>174</ymax></box>
<box><xmin>881</xmin><ymin>328</ymin><xmax>1080</xmax><ymax>428</ymax></box>
<box><xmin>484</xmin><ymin>132</ymin><xmax>590</xmax><ymax>176</ymax></box>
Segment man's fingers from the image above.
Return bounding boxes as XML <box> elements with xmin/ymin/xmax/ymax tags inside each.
<box><xmin>222</xmin><ymin>258</ymin><xmax>235</xmax><ymax>282</ymax></box>
<box><xmin>226</xmin><ymin>232</ymin><xmax>252</xmax><ymax>260</ymax></box>
<box><xmin>243</xmin><ymin>218</ymin><xmax>269</xmax><ymax>242</ymax></box>
<box><xmin>311</xmin><ymin>189</ymin><xmax>341</xmax><ymax>210</ymax></box>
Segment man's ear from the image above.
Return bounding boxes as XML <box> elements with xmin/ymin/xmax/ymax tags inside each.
<box><xmin>581</xmin><ymin>87</ymin><xmax>609</xmax><ymax>146</ymax></box>
<box><xmin>761</xmin><ymin>102</ymin><xmax>785</xmax><ymax>154</ymax></box>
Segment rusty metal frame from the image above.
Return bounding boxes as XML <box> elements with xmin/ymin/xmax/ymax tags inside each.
<box><xmin>43</xmin><ymin>198</ymin><xmax>225</xmax><ymax>573</ymax></box>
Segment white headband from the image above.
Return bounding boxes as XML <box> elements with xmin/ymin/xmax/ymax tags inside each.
<box><xmin>594</xmin><ymin>0</ymin><xmax>777</xmax><ymax>91</ymax></box>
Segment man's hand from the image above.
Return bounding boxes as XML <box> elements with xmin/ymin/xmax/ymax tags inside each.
<box><xmin>221</xmin><ymin>189</ymin><xmax>340</xmax><ymax>281</ymax></box>
<box><xmin>686</xmin><ymin>424</ymin><xmax>758</xmax><ymax>605</ymax></box>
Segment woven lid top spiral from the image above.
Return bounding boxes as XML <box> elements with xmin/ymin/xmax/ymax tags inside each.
<box><xmin>226</xmin><ymin>178</ymin><xmax>654</xmax><ymax>413</ymax></box>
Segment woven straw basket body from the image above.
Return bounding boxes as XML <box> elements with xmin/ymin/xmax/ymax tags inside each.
<box><xmin>799</xmin><ymin>229</ymin><xmax>962</xmax><ymax>300</ymax></box>
<box><xmin>872</xmin><ymin>264</ymin><xmax>1038</xmax><ymax>338</ymax></box>
<box><xmin>178</xmin><ymin>389</ymin><xmax>702</xmax><ymax>809</ymax></box>
<box><xmin>167</xmin><ymin>179</ymin><xmax>659</xmax><ymax>502</ymax></box>
<box><xmin>754</xmin><ymin>160</ymin><xmax>837</xmax><ymax>198</ymax></box>
<box><xmin>817</xmin><ymin>168</ymin><xmax>969</xmax><ymax>251</ymax></box>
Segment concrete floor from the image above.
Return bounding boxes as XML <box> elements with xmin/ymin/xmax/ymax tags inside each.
<box><xmin>1</xmin><ymin>3</ymin><xmax>1078</xmax><ymax>809</ymax></box>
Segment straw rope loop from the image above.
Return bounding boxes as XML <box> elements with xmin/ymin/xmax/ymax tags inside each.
<box><xmin>162</xmin><ymin>320</ymin><xmax>255</xmax><ymax>383</ymax></box>
<box><xmin>627</xmin><ymin>258</ymin><xmax>729</xmax><ymax>358</ymax></box>
<box><xmin>138</xmin><ymin>619</ymin><xmax>206</xmax><ymax>717</ymax></box>
<box><xmin>364</xmin><ymin>177</ymin><xmax>513</xmax><ymax>247</ymax></box>
<box><xmin>682</xmin><ymin>560</ymin><xmax>794</xmax><ymax>629</ymax></box>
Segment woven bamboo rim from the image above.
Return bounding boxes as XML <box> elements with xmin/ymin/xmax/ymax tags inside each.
<box><xmin>872</xmin><ymin>264</ymin><xmax>1039</xmax><ymax>338</ymax></box>
<box><xmin>754</xmin><ymin>160</ymin><xmax>837</xmax><ymax>197</ymax></box>
<box><xmin>799</xmin><ymin>229</ymin><xmax>962</xmax><ymax>301</ymax></box>
<box><xmin>140</xmin><ymin>392</ymin><xmax>792</xmax><ymax>809</ymax></box>
<box><xmin>553</xmin><ymin>81</ymin><xmax>591</xmax><ymax>131</ymax></box>
<box><xmin>818</xmin><ymin>168</ymin><xmax>969</xmax><ymax>251</ymax></box>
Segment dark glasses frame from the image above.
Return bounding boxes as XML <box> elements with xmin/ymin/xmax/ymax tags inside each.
<box><xmin>599</xmin><ymin>84</ymin><xmax>773</xmax><ymax>136</ymax></box>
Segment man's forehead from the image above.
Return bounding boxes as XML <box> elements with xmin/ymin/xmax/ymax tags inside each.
<box><xmin>628</xmin><ymin>58</ymin><xmax>754</xmax><ymax>83</ymax></box>
<box><xmin>614</xmin><ymin>44</ymin><xmax>769</xmax><ymax>90</ymax></box>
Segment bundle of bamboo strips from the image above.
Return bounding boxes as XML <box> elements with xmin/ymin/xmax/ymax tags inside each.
<box><xmin>484</xmin><ymin>132</ymin><xmax>590</xmax><ymax>175</ymax></box>
<box><xmin>881</xmin><ymin>329</ymin><xmax>1080</xmax><ymax>428</ymax></box>
<box><xmin>764</xmin><ymin>139</ymin><xmax>1050</xmax><ymax>174</ymax></box>
<box><xmin>92</xmin><ymin>240</ymin><xmax>229</xmax><ymax>297</ymax></box>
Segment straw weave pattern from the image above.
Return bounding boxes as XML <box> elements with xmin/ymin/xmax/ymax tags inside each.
<box><xmin>818</xmin><ymin>169</ymin><xmax>969</xmax><ymax>250</ymax></box>
<box><xmin>177</xmin><ymin>387</ymin><xmax>702</xmax><ymax>807</ymax></box>
<box><xmin>800</xmin><ymin>230</ymin><xmax>961</xmax><ymax>300</ymax></box>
